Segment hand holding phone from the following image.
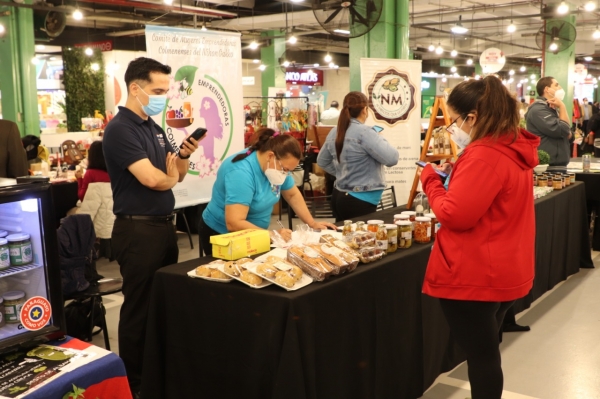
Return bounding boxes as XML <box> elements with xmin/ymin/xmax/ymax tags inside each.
<box><xmin>415</xmin><ymin>161</ymin><xmax>448</xmax><ymax>178</ymax></box>
<box><xmin>180</xmin><ymin>128</ymin><xmax>207</xmax><ymax>148</ymax></box>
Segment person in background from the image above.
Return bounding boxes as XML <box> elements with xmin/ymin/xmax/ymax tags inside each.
<box><xmin>525</xmin><ymin>77</ymin><xmax>572</xmax><ymax>166</ymax></box>
<box><xmin>582</xmin><ymin>97</ymin><xmax>593</xmax><ymax>133</ymax></box>
<box><xmin>317</xmin><ymin>92</ymin><xmax>399</xmax><ymax>221</ymax></box>
<box><xmin>319</xmin><ymin>101</ymin><xmax>341</xmax><ymax>125</ymax></box>
<box><xmin>103</xmin><ymin>57</ymin><xmax>199</xmax><ymax>398</ymax></box>
<box><xmin>593</xmin><ymin>101</ymin><xmax>600</xmax><ymax>115</ymax></box>
<box><xmin>0</xmin><ymin>120</ymin><xmax>28</xmax><ymax>178</ymax></box>
<box><xmin>199</xmin><ymin>128</ymin><xmax>336</xmax><ymax>255</ymax></box>
<box><xmin>75</xmin><ymin>141</ymin><xmax>110</xmax><ymax>201</ymax></box>
<box><xmin>419</xmin><ymin>76</ymin><xmax>539</xmax><ymax>399</ymax></box>
<box><xmin>519</xmin><ymin>98</ymin><xmax>528</xmax><ymax>119</ymax></box>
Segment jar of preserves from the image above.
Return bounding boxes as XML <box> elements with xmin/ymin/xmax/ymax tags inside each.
<box><xmin>414</xmin><ymin>217</ymin><xmax>432</xmax><ymax>244</ymax></box>
<box><xmin>376</xmin><ymin>224</ymin><xmax>388</xmax><ymax>252</ymax></box>
<box><xmin>537</xmin><ymin>176</ymin><xmax>548</xmax><ymax>187</ymax></box>
<box><xmin>424</xmin><ymin>213</ymin><xmax>438</xmax><ymax>239</ymax></box>
<box><xmin>355</xmin><ymin>221</ymin><xmax>366</xmax><ymax>232</ymax></box>
<box><xmin>342</xmin><ymin>220</ymin><xmax>353</xmax><ymax>238</ymax></box>
<box><xmin>563</xmin><ymin>174</ymin><xmax>570</xmax><ymax>186</ymax></box>
<box><xmin>0</xmin><ymin>239</ymin><xmax>9</xmax><ymax>271</ymax></box>
<box><xmin>0</xmin><ymin>231</ymin><xmax>7</xmax><ymax>239</ymax></box>
<box><xmin>7</xmin><ymin>234</ymin><xmax>33</xmax><ymax>266</ymax></box>
<box><xmin>553</xmin><ymin>177</ymin><xmax>563</xmax><ymax>190</ymax></box>
<box><xmin>394</xmin><ymin>214</ymin><xmax>410</xmax><ymax>223</ymax></box>
<box><xmin>396</xmin><ymin>221</ymin><xmax>412</xmax><ymax>249</ymax></box>
<box><xmin>3</xmin><ymin>291</ymin><xmax>25</xmax><ymax>324</ymax></box>
<box><xmin>385</xmin><ymin>224</ymin><xmax>397</xmax><ymax>253</ymax></box>
<box><xmin>569</xmin><ymin>172</ymin><xmax>576</xmax><ymax>182</ymax></box>
<box><xmin>533</xmin><ymin>174</ymin><xmax>537</xmax><ymax>186</ymax></box>
<box><xmin>554</xmin><ymin>174</ymin><xmax>565</xmax><ymax>188</ymax></box>
<box><xmin>367</xmin><ymin>220</ymin><xmax>384</xmax><ymax>233</ymax></box>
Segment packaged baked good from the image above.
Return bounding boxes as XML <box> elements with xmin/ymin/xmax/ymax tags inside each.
<box><xmin>348</xmin><ymin>232</ymin><xmax>376</xmax><ymax>249</ymax></box>
<box><xmin>320</xmin><ymin>234</ymin><xmax>354</xmax><ymax>253</ymax></box>
<box><xmin>275</xmin><ymin>271</ymin><xmax>295</xmax><ymax>288</ymax></box>
<box><xmin>195</xmin><ymin>265</ymin><xmax>212</xmax><ymax>277</ymax></box>
<box><xmin>240</xmin><ymin>270</ymin><xmax>263</xmax><ymax>286</ymax></box>
<box><xmin>306</xmin><ymin>243</ymin><xmax>359</xmax><ymax>274</ymax></box>
<box><xmin>210</xmin><ymin>269</ymin><xmax>230</xmax><ymax>279</ymax></box>
<box><xmin>193</xmin><ymin>260</ymin><xmax>232</xmax><ymax>281</ymax></box>
<box><xmin>256</xmin><ymin>263</ymin><xmax>278</xmax><ymax>278</ymax></box>
<box><xmin>287</xmin><ymin>245</ymin><xmax>334</xmax><ymax>281</ymax></box>
<box><xmin>355</xmin><ymin>246</ymin><xmax>385</xmax><ymax>263</ymax></box>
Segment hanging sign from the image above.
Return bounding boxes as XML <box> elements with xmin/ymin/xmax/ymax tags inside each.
<box><xmin>285</xmin><ymin>68</ymin><xmax>324</xmax><ymax>86</ymax></box>
<box><xmin>479</xmin><ymin>47</ymin><xmax>505</xmax><ymax>74</ymax></box>
<box><xmin>440</xmin><ymin>58</ymin><xmax>455</xmax><ymax>67</ymax></box>
<box><xmin>74</xmin><ymin>40</ymin><xmax>114</xmax><ymax>52</ymax></box>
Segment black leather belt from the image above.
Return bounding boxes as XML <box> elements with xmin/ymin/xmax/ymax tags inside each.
<box><xmin>117</xmin><ymin>214</ymin><xmax>175</xmax><ymax>222</ymax></box>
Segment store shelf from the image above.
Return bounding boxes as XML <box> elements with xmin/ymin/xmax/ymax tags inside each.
<box><xmin>0</xmin><ymin>323</ymin><xmax>25</xmax><ymax>340</ymax></box>
<box><xmin>0</xmin><ymin>263</ymin><xmax>43</xmax><ymax>279</ymax></box>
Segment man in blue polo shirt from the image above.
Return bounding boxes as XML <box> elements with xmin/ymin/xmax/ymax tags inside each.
<box><xmin>103</xmin><ymin>57</ymin><xmax>199</xmax><ymax>398</ymax></box>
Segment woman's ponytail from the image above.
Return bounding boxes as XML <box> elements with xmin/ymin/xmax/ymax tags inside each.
<box><xmin>335</xmin><ymin>92</ymin><xmax>368</xmax><ymax>162</ymax></box>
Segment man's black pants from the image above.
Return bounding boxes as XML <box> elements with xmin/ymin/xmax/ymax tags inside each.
<box><xmin>111</xmin><ymin>217</ymin><xmax>179</xmax><ymax>394</ymax></box>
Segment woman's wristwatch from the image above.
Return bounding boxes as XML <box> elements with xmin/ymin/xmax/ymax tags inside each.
<box><xmin>179</xmin><ymin>152</ymin><xmax>190</xmax><ymax>159</ymax></box>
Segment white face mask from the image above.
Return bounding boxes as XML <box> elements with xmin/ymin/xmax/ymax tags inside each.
<box><xmin>264</xmin><ymin>158</ymin><xmax>288</xmax><ymax>186</ymax></box>
<box><xmin>449</xmin><ymin>118</ymin><xmax>472</xmax><ymax>149</ymax></box>
<box><xmin>552</xmin><ymin>88</ymin><xmax>566</xmax><ymax>101</ymax></box>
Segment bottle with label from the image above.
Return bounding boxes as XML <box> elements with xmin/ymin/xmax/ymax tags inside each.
<box><xmin>342</xmin><ymin>220</ymin><xmax>353</xmax><ymax>238</ymax></box>
<box><xmin>355</xmin><ymin>221</ymin><xmax>366</xmax><ymax>232</ymax></box>
<box><xmin>583</xmin><ymin>154</ymin><xmax>591</xmax><ymax>172</ymax></box>
<box><xmin>414</xmin><ymin>217</ymin><xmax>432</xmax><ymax>243</ymax></box>
<box><xmin>376</xmin><ymin>224</ymin><xmax>388</xmax><ymax>252</ymax></box>
<box><xmin>385</xmin><ymin>224</ymin><xmax>397</xmax><ymax>253</ymax></box>
<box><xmin>396</xmin><ymin>221</ymin><xmax>412</xmax><ymax>249</ymax></box>
<box><xmin>0</xmin><ymin>239</ymin><xmax>9</xmax><ymax>271</ymax></box>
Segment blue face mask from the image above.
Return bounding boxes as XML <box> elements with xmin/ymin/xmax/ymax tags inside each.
<box><xmin>136</xmin><ymin>85</ymin><xmax>167</xmax><ymax>116</ymax></box>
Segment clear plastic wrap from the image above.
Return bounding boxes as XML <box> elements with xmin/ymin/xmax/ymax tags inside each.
<box><xmin>355</xmin><ymin>246</ymin><xmax>386</xmax><ymax>263</ymax></box>
<box><xmin>287</xmin><ymin>245</ymin><xmax>335</xmax><ymax>281</ymax></box>
<box><xmin>348</xmin><ymin>232</ymin><xmax>376</xmax><ymax>249</ymax></box>
<box><xmin>306</xmin><ymin>243</ymin><xmax>359</xmax><ymax>274</ymax></box>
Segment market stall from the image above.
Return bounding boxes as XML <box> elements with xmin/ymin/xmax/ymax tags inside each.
<box><xmin>141</xmin><ymin>182</ymin><xmax>592</xmax><ymax>399</ymax></box>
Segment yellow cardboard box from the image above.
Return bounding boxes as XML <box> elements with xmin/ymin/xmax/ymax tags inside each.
<box><xmin>210</xmin><ymin>229</ymin><xmax>271</xmax><ymax>260</ymax></box>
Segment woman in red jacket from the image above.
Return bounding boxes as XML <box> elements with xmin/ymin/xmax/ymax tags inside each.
<box><xmin>419</xmin><ymin>76</ymin><xmax>540</xmax><ymax>398</ymax></box>
<box><xmin>76</xmin><ymin>141</ymin><xmax>110</xmax><ymax>201</ymax></box>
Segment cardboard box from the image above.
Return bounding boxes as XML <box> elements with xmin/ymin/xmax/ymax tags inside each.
<box><xmin>210</xmin><ymin>229</ymin><xmax>271</xmax><ymax>260</ymax></box>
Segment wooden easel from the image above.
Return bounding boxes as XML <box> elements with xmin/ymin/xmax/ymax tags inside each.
<box><xmin>407</xmin><ymin>96</ymin><xmax>458</xmax><ymax>208</ymax></box>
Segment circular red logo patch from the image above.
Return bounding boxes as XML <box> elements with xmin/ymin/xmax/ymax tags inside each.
<box><xmin>20</xmin><ymin>296</ymin><xmax>52</xmax><ymax>331</ymax></box>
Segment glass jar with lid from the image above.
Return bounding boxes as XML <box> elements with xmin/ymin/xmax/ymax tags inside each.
<box><xmin>552</xmin><ymin>177</ymin><xmax>563</xmax><ymax>190</ymax></box>
<box><xmin>0</xmin><ymin>239</ymin><xmax>9</xmax><ymax>271</ymax></box>
<box><xmin>569</xmin><ymin>172</ymin><xmax>576</xmax><ymax>182</ymax></box>
<box><xmin>537</xmin><ymin>176</ymin><xmax>548</xmax><ymax>187</ymax></box>
<box><xmin>563</xmin><ymin>173</ymin><xmax>570</xmax><ymax>186</ymax></box>
<box><xmin>424</xmin><ymin>213</ymin><xmax>438</xmax><ymax>239</ymax></box>
<box><xmin>342</xmin><ymin>220</ymin><xmax>353</xmax><ymax>238</ymax></box>
<box><xmin>355</xmin><ymin>221</ymin><xmax>366</xmax><ymax>232</ymax></box>
<box><xmin>6</xmin><ymin>234</ymin><xmax>33</xmax><ymax>266</ymax></box>
<box><xmin>396</xmin><ymin>221</ymin><xmax>412</xmax><ymax>249</ymax></box>
<box><xmin>376</xmin><ymin>224</ymin><xmax>388</xmax><ymax>252</ymax></box>
<box><xmin>401</xmin><ymin>211</ymin><xmax>416</xmax><ymax>222</ymax></box>
<box><xmin>394</xmin><ymin>214</ymin><xmax>410</xmax><ymax>224</ymax></box>
<box><xmin>385</xmin><ymin>224</ymin><xmax>397</xmax><ymax>253</ymax></box>
<box><xmin>533</xmin><ymin>174</ymin><xmax>537</xmax><ymax>186</ymax></box>
<box><xmin>414</xmin><ymin>192</ymin><xmax>430</xmax><ymax>216</ymax></box>
<box><xmin>414</xmin><ymin>216</ymin><xmax>432</xmax><ymax>243</ymax></box>
<box><xmin>3</xmin><ymin>291</ymin><xmax>25</xmax><ymax>324</ymax></box>
<box><xmin>367</xmin><ymin>220</ymin><xmax>384</xmax><ymax>233</ymax></box>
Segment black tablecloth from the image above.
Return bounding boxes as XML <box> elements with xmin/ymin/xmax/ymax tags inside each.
<box><xmin>141</xmin><ymin>182</ymin><xmax>591</xmax><ymax>399</ymax></box>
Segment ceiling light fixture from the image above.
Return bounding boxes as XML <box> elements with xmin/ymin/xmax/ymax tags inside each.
<box><xmin>557</xmin><ymin>1</ymin><xmax>569</xmax><ymax>14</ymax></box>
<box><xmin>451</xmin><ymin>15</ymin><xmax>468</xmax><ymax>34</ymax></box>
<box><xmin>49</xmin><ymin>56</ymin><xmax>56</xmax><ymax>61</ymax></box>
<box><xmin>314</xmin><ymin>63</ymin><xmax>319</xmax><ymax>67</ymax></box>
<box><xmin>549</xmin><ymin>42</ymin><xmax>558</xmax><ymax>52</ymax></box>
<box><xmin>0</xmin><ymin>24</ymin><xmax>5</xmax><ymax>36</ymax></box>
<box><xmin>249</xmin><ymin>41</ymin><xmax>259</xmax><ymax>50</ymax></box>
<box><xmin>594</xmin><ymin>26</ymin><xmax>600</xmax><ymax>39</ymax></box>
<box><xmin>451</xmin><ymin>49</ymin><xmax>458</xmax><ymax>57</ymax></box>
<box><xmin>527</xmin><ymin>85</ymin><xmax>532</xmax><ymax>90</ymax></box>
<box><xmin>585</xmin><ymin>1</ymin><xmax>596</xmax><ymax>11</ymax></box>
<box><xmin>31</xmin><ymin>57</ymin><xmax>39</xmax><ymax>65</ymax></box>
<box><xmin>530</xmin><ymin>74</ymin><xmax>536</xmax><ymax>79</ymax></box>
<box><xmin>435</xmin><ymin>44</ymin><xmax>443</xmax><ymax>55</ymax></box>
<box><xmin>164</xmin><ymin>0</ymin><xmax>173</xmax><ymax>4</ymax></box>
<box><xmin>328</xmin><ymin>62</ymin><xmax>335</xmax><ymax>68</ymax></box>
<box><xmin>252</xmin><ymin>59</ymin><xmax>259</xmax><ymax>63</ymax></box>
<box><xmin>324</xmin><ymin>53</ymin><xmax>332</xmax><ymax>63</ymax></box>
<box><xmin>475</xmin><ymin>75</ymin><xmax>481</xmax><ymax>80</ymax></box>
<box><xmin>259</xmin><ymin>64</ymin><xmax>266</xmax><ymax>71</ymax></box>
<box><xmin>442</xmin><ymin>77</ymin><xmax>447</xmax><ymax>82</ymax></box>
<box><xmin>450</xmin><ymin>66</ymin><xmax>457</xmax><ymax>72</ymax></box>
<box><xmin>282</xmin><ymin>60</ymin><xmax>290</xmax><ymax>67</ymax></box>
<box><xmin>507</xmin><ymin>21</ymin><xmax>516</xmax><ymax>33</ymax></box>
<box><xmin>333</xmin><ymin>29</ymin><xmax>350</xmax><ymax>35</ymax></box>
<box><xmin>288</xmin><ymin>35</ymin><xmax>297</xmax><ymax>44</ymax></box>
<box><xmin>520</xmin><ymin>66</ymin><xmax>526</xmax><ymax>72</ymax></box>
<box><xmin>517</xmin><ymin>83</ymin><xmax>522</xmax><ymax>88</ymax></box>
<box><xmin>428</xmin><ymin>44</ymin><xmax>435</xmax><ymax>52</ymax></box>
<box><xmin>201</xmin><ymin>25</ymin><xmax>207</xmax><ymax>31</ymax></box>
<box><xmin>466</xmin><ymin>58</ymin><xmax>473</xmax><ymax>65</ymax></box>
<box><xmin>72</xmin><ymin>9</ymin><xmax>83</xmax><ymax>20</ymax></box>
<box><xmin>537</xmin><ymin>57</ymin><xmax>542</xmax><ymax>61</ymax></box>
<box><xmin>91</xmin><ymin>63</ymin><xmax>100</xmax><ymax>71</ymax></box>
<box><xmin>35</xmin><ymin>45</ymin><xmax>45</xmax><ymax>50</ymax></box>
<box><xmin>509</xmin><ymin>69</ymin><xmax>515</xmax><ymax>75</ymax></box>
<box><xmin>585</xmin><ymin>56</ymin><xmax>594</xmax><ymax>61</ymax></box>
<box><xmin>85</xmin><ymin>47</ymin><xmax>93</xmax><ymax>56</ymax></box>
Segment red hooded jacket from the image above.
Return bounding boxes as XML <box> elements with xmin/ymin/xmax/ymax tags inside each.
<box><xmin>420</xmin><ymin>129</ymin><xmax>540</xmax><ymax>302</ymax></box>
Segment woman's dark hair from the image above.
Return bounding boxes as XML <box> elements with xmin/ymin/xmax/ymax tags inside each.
<box><xmin>87</xmin><ymin>141</ymin><xmax>107</xmax><ymax>171</ymax></box>
<box><xmin>447</xmin><ymin>75</ymin><xmax>520</xmax><ymax>144</ymax></box>
<box><xmin>124</xmin><ymin>57</ymin><xmax>172</xmax><ymax>93</ymax></box>
<box><xmin>335</xmin><ymin>91</ymin><xmax>368</xmax><ymax>161</ymax></box>
<box><xmin>233</xmin><ymin>128</ymin><xmax>302</xmax><ymax>163</ymax></box>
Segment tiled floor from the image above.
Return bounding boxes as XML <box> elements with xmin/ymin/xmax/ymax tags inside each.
<box><xmin>92</xmin><ymin>217</ymin><xmax>600</xmax><ymax>399</ymax></box>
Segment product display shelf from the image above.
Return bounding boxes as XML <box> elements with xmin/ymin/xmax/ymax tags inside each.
<box><xmin>0</xmin><ymin>323</ymin><xmax>27</xmax><ymax>340</ymax></box>
<box><xmin>0</xmin><ymin>263</ymin><xmax>43</xmax><ymax>279</ymax></box>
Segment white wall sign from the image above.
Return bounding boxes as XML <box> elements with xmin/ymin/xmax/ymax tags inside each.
<box><xmin>242</xmin><ymin>76</ymin><xmax>255</xmax><ymax>86</ymax></box>
<box><xmin>146</xmin><ymin>26</ymin><xmax>244</xmax><ymax>207</ymax></box>
<box><xmin>479</xmin><ymin>47</ymin><xmax>506</xmax><ymax>74</ymax></box>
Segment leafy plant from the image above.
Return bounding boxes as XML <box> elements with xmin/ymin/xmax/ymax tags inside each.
<box><xmin>537</xmin><ymin>149</ymin><xmax>550</xmax><ymax>165</ymax></box>
<box><xmin>62</xmin><ymin>47</ymin><xmax>105</xmax><ymax>132</ymax></box>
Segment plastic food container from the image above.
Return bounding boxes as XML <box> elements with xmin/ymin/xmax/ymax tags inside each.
<box><xmin>0</xmin><ymin>239</ymin><xmax>9</xmax><ymax>271</ymax></box>
<box><xmin>3</xmin><ymin>291</ymin><xmax>25</xmax><ymax>324</ymax></box>
<box><xmin>414</xmin><ymin>216</ymin><xmax>432</xmax><ymax>244</ymax></box>
<box><xmin>6</xmin><ymin>234</ymin><xmax>33</xmax><ymax>266</ymax></box>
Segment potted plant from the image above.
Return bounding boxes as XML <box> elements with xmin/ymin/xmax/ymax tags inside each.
<box><xmin>534</xmin><ymin>149</ymin><xmax>550</xmax><ymax>174</ymax></box>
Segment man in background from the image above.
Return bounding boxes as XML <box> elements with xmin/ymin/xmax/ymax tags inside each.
<box><xmin>0</xmin><ymin>120</ymin><xmax>29</xmax><ymax>178</ymax></box>
<box><xmin>582</xmin><ymin>97</ymin><xmax>593</xmax><ymax>133</ymax></box>
<box><xmin>525</xmin><ymin>77</ymin><xmax>572</xmax><ymax>166</ymax></box>
<box><xmin>320</xmin><ymin>101</ymin><xmax>340</xmax><ymax>125</ymax></box>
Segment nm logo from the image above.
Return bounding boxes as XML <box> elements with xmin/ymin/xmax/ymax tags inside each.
<box><xmin>366</xmin><ymin>68</ymin><xmax>416</xmax><ymax>125</ymax></box>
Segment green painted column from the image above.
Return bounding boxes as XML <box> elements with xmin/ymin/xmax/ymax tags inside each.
<box><xmin>260</xmin><ymin>30</ymin><xmax>286</xmax><ymax>98</ymax></box>
<box><xmin>0</xmin><ymin>0</ymin><xmax>39</xmax><ymax>136</ymax></box>
<box><xmin>349</xmin><ymin>0</ymin><xmax>408</xmax><ymax>92</ymax></box>
<box><xmin>544</xmin><ymin>12</ymin><xmax>575</xmax><ymax>121</ymax></box>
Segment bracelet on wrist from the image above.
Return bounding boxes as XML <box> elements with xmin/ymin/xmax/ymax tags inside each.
<box><xmin>178</xmin><ymin>152</ymin><xmax>190</xmax><ymax>160</ymax></box>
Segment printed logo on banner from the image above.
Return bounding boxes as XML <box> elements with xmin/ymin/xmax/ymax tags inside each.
<box><xmin>20</xmin><ymin>296</ymin><xmax>52</xmax><ymax>331</ymax></box>
<box><xmin>162</xmin><ymin>65</ymin><xmax>232</xmax><ymax>178</ymax></box>
<box><xmin>366</xmin><ymin>68</ymin><xmax>416</xmax><ymax>125</ymax></box>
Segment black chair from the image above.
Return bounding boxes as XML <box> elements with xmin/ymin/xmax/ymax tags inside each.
<box><xmin>174</xmin><ymin>208</ymin><xmax>194</xmax><ymax>249</ymax></box>
<box><xmin>288</xmin><ymin>194</ymin><xmax>334</xmax><ymax>229</ymax></box>
<box><xmin>378</xmin><ymin>186</ymin><xmax>397</xmax><ymax>211</ymax></box>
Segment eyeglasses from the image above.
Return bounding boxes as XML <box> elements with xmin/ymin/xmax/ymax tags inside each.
<box><xmin>276</xmin><ymin>159</ymin><xmax>292</xmax><ymax>176</ymax></box>
<box><xmin>445</xmin><ymin>116</ymin><xmax>461</xmax><ymax>130</ymax></box>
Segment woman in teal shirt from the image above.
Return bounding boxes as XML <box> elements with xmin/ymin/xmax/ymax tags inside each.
<box><xmin>200</xmin><ymin>128</ymin><xmax>336</xmax><ymax>256</ymax></box>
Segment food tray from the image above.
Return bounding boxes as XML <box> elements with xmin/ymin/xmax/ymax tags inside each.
<box><xmin>245</xmin><ymin>263</ymin><xmax>313</xmax><ymax>291</ymax></box>
<box><xmin>218</xmin><ymin>263</ymin><xmax>272</xmax><ymax>289</ymax></box>
<box><xmin>187</xmin><ymin>269</ymin><xmax>232</xmax><ymax>283</ymax></box>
